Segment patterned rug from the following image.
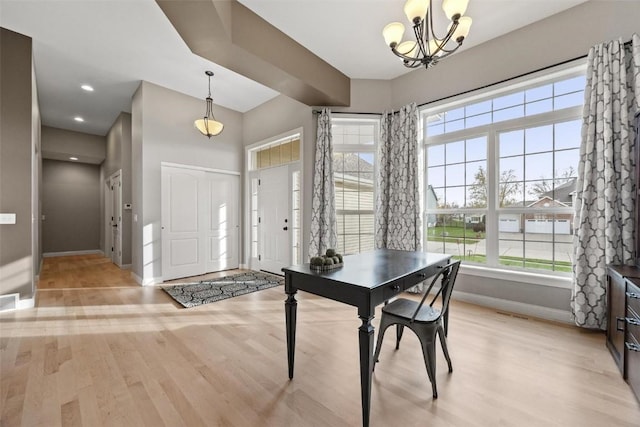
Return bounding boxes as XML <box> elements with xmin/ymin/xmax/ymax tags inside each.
<box><xmin>162</xmin><ymin>271</ymin><xmax>284</xmax><ymax>308</ymax></box>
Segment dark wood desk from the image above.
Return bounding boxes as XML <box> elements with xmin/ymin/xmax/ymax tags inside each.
<box><xmin>282</xmin><ymin>249</ymin><xmax>451</xmax><ymax>427</ymax></box>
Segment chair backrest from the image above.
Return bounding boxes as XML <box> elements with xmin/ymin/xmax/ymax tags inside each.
<box><xmin>410</xmin><ymin>260</ymin><xmax>461</xmax><ymax>323</ymax></box>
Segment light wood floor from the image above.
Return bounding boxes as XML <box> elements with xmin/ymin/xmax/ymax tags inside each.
<box><xmin>1</xmin><ymin>255</ymin><xmax>639</xmax><ymax>426</ymax></box>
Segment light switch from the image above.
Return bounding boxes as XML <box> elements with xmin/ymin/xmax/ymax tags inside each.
<box><xmin>133</xmin><ymin>214</ymin><xmax>138</xmax><ymax>222</ymax></box>
<box><xmin>0</xmin><ymin>213</ymin><xmax>17</xmax><ymax>224</ymax></box>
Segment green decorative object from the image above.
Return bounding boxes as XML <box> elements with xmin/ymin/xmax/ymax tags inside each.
<box><xmin>309</xmin><ymin>251</ymin><xmax>344</xmax><ymax>271</ymax></box>
<box><xmin>310</xmin><ymin>256</ymin><xmax>324</xmax><ymax>266</ymax></box>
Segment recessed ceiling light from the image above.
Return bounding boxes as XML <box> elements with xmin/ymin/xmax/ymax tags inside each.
<box><xmin>69</xmin><ymin>157</ymin><xmax>78</xmax><ymax>161</ymax></box>
<box><xmin>81</xmin><ymin>84</ymin><xmax>94</xmax><ymax>92</ymax></box>
<box><xmin>74</xmin><ymin>116</ymin><xmax>84</xmax><ymax>122</ymax></box>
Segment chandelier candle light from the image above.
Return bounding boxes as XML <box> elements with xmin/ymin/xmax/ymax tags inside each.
<box><xmin>383</xmin><ymin>0</ymin><xmax>472</xmax><ymax>69</ymax></box>
<box><xmin>194</xmin><ymin>70</ymin><xmax>224</xmax><ymax>137</ymax></box>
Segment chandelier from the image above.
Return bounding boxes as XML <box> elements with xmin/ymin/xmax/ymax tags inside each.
<box><xmin>194</xmin><ymin>71</ymin><xmax>224</xmax><ymax>137</ymax></box>
<box><xmin>383</xmin><ymin>0</ymin><xmax>472</xmax><ymax>69</ymax></box>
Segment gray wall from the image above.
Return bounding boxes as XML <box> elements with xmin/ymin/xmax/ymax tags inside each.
<box><xmin>0</xmin><ymin>28</ymin><xmax>37</xmax><ymax>301</ymax></box>
<box><xmin>131</xmin><ymin>81</ymin><xmax>244</xmax><ymax>283</ymax></box>
<box><xmin>41</xmin><ymin>125</ymin><xmax>106</xmax><ymax>164</ymax></box>
<box><xmin>42</xmin><ymin>159</ymin><xmax>101</xmax><ymax>253</ymax></box>
<box><xmin>103</xmin><ymin>112</ymin><xmax>132</xmax><ymax>264</ymax></box>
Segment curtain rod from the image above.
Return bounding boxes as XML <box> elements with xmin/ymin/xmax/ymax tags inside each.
<box><xmin>312</xmin><ymin>110</ymin><xmax>382</xmax><ymax>115</ymax></box>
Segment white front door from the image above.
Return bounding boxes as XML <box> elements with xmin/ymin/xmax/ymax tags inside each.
<box><xmin>205</xmin><ymin>172</ymin><xmax>239</xmax><ymax>272</ymax></box>
<box><xmin>259</xmin><ymin>166</ymin><xmax>291</xmax><ymax>275</ymax></box>
<box><xmin>162</xmin><ymin>165</ymin><xmax>240</xmax><ymax>281</ymax></box>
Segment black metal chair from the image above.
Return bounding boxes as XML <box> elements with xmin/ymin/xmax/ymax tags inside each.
<box><xmin>373</xmin><ymin>260</ymin><xmax>461</xmax><ymax>398</ymax></box>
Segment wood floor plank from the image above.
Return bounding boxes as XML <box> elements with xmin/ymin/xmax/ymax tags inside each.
<box><xmin>0</xmin><ymin>255</ymin><xmax>638</xmax><ymax>426</ymax></box>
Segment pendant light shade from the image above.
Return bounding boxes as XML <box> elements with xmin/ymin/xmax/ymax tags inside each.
<box><xmin>195</xmin><ymin>71</ymin><xmax>224</xmax><ymax>138</ymax></box>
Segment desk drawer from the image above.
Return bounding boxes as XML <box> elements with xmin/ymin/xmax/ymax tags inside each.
<box><xmin>405</xmin><ymin>268</ymin><xmax>433</xmax><ymax>289</ymax></box>
<box><xmin>382</xmin><ymin>282</ymin><xmax>403</xmax><ymax>300</ymax></box>
<box><xmin>626</xmin><ymin>320</ymin><xmax>640</xmax><ymax>400</ymax></box>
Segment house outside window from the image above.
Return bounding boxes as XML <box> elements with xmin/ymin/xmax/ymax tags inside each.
<box><xmin>332</xmin><ymin>117</ymin><xmax>378</xmax><ymax>255</ymax></box>
<box><xmin>422</xmin><ymin>65</ymin><xmax>586</xmax><ymax>274</ymax></box>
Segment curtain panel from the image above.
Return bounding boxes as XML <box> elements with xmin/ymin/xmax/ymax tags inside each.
<box><xmin>309</xmin><ymin>108</ymin><xmax>337</xmax><ymax>258</ymax></box>
<box><xmin>375</xmin><ymin>103</ymin><xmax>421</xmax><ymax>252</ymax></box>
<box><xmin>573</xmin><ymin>34</ymin><xmax>640</xmax><ymax>329</ymax></box>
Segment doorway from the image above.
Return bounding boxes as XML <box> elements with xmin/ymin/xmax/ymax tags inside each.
<box><xmin>105</xmin><ymin>171</ymin><xmax>122</xmax><ymax>266</ymax></box>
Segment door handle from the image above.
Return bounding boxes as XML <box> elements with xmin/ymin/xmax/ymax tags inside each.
<box><xmin>283</xmin><ymin>226</ymin><xmax>288</xmax><ymax>231</ymax></box>
<box><xmin>617</xmin><ymin>317</ymin><xmax>626</xmax><ymax>331</ymax></box>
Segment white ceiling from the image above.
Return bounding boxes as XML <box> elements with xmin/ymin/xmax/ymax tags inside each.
<box><xmin>0</xmin><ymin>0</ymin><xmax>588</xmax><ymax>136</ymax></box>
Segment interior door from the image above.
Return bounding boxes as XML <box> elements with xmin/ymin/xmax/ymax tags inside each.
<box><xmin>205</xmin><ymin>172</ymin><xmax>239</xmax><ymax>272</ymax></box>
<box><xmin>110</xmin><ymin>173</ymin><xmax>122</xmax><ymax>266</ymax></box>
<box><xmin>259</xmin><ymin>165</ymin><xmax>291</xmax><ymax>274</ymax></box>
<box><xmin>162</xmin><ymin>167</ymin><xmax>205</xmax><ymax>280</ymax></box>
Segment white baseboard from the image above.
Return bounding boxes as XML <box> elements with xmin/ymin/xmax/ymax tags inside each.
<box><xmin>131</xmin><ymin>272</ymin><xmax>161</xmax><ymax>286</ymax></box>
<box><xmin>17</xmin><ymin>295</ymin><xmax>35</xmax><ymax>310</ymax></box>
<box><xmin>120</xmin><ymin>264</ymin><xmax>132</xmax><ymax>270</ymax></box>
<box><xmin>43</xmin><ymin>249</ymin><xmax>104</xmax><ymax>258</ymax></box>
<box><xmin>239</xmin><ymin>263</ymin><xmax>248</xmax><ymax>269</ymax></box>
<box><xmin>452</xmin><ymin>290</ymin><xmax>573</xmax><ymax>324</ymax></box>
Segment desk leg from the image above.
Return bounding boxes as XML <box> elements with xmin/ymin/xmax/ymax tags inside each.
<box><xmin>285</xmin><ymin>290</ymin><xmax>298</xmax><ymax>379</ymax></box>
<box><xmin>358</xmin><ymin>315</ymin><xmax>374</xmax><ymax>427</ymax></box>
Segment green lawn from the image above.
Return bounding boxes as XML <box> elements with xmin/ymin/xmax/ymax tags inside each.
<box><xmin>452</xmin><ymin>254</ymin><xmax>572</xmax><ymax>273</ymax></box>
<box><xmin>427</xmin><ymin>225</ymin><xmax>484</xmax><ymax>244</ymax></box>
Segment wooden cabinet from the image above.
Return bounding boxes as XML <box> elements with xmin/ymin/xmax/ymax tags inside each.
<box><xmin>607</xmin><ymin>267</ymin><xmax>628</xmax><ymax>374</ymax></box>
<box><xmin>606</xmin><ymin>266</ymin><xmax>640</xmax><ymax>402</ymax></box>
<box><xmin>626</xmin><ymin>278</ymin><xmax>640</xmax><ymax>399</ymax></box>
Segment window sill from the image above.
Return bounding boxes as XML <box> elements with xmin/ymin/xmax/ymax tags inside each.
<box><xmin>459</xmin><ymin>264</ymin><xmax>573</xmax><ymax>289</ymax></box>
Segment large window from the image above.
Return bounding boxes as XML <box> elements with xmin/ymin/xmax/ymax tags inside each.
<box><xmin>423</xmin><ymin>67</ymin><xmax>586</xmax><ymax>274</ymax></box>
<box><xmin>332</xmin><ymin>118</ymin><xmax>378</xmax><ymax>255</ymax></box>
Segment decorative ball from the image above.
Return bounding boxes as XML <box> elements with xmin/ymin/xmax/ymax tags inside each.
<box><xmin>332</xmin><ymin>256</ymin><xmax>340</xmax><ymax>264</ymax></box>
<box><xmin>324</xmin><ymin>257</ymin><xmax>335</xmax><ymax>265</ymax></box>
<box><xmin>310</xmin><ymin>256</ymin><xmax>324</xmax><ymax>266</ymax></box>
<box><xmin>326</xmin><ymin>248</ymin><xmax>336</xmax><ymax>257</ymax></box>
<box><xmin>336</xmin><ymin>254</ymin><xmax>343</xmax><ymax>263</ymax></box>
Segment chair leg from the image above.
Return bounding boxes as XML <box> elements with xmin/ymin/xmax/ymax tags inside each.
<box><xmin>437</xmin><ymin>325</ymin><xmax>453</xmax><ymax>373</ymax></box>
<box><xmin>372</xmin><ymin>317</ymin><xmax>393</xmax><ymax>371</ymax></box>
<box><xmin>395</xmin><ymin>324</ymin><xmax>404</xmax><ymax>350</ymax></box>
<box><xmin>418</xmin><ymin>336</ymin><xmax>439</xmax><ymax>399</ymax></box>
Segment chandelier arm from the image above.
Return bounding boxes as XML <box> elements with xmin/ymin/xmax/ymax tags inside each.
<box><xmin>414</xmin><ymin>21</ymin><xmax>427</xmax><ymax>57</ymax></box>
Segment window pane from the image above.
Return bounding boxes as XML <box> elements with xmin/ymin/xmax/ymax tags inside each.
<box><xmin>428</xmin><ymin>166</ymin><xmax>445</xmax><ymax>187</ymax></box>
<box><xmin>494</xmin><ymin>105</ymin><xmax>524</xmax><ymax>122</ymax></box>
<box><xmin>554</xmin><ymin>92</ymin><xmax>584</xmax><ymax>110</ymax></box>
<box><xmin>466</xmin><ymin>137</ymin><xmax>487</xmax><ymax>161</ymax></box>
<box><xmin>446</xmin><ymin>163</ymin><xmax>465</xmax><ymax>186</ymax></box>
<box><xmin>525</xmin><ymin>125</ymin><xmax>553</xmax><ymax>154</ymax></box>
<box><xmin>554</xmin><ymin>120</ymin><xmax>581</xmax><ymax>149</ymax></box>
<box><xmin>500</xmin><ymin>182</ymin><xmax>524</xmax><ymax>207</ymax></box>
<box><xmin>445</xmin><ymin>186</ymin><xmax>465</xmax><ymax>208</ymax></box>
<box><xmin>526</xmin><ymin>99</ymin><xmax>553</xmax><ymax>116</ymax></box>
<box><xmin>465</xmin><ymin>113</ymin><xmax>491</xmax><ymax>128</ymax></box>
<box><xmin>525</xmin><ymin>152</ymin><xmax>553</xmax><ymax>180</ymax></box>
<box><xmin>446</xmin><ymin>140</ymin><xmax>465</xmax><ymax>164</ymax></box>
<box><xmin>499</xmin><ymin>235</ymin><xmax>524</xmax><ymax>268</ymax></box>
<box><xmin>499</xmin><ymin>130</ymin><xmax>524</xmax><ymax>157</ymax></box>
<box><xmin>466</xmin><ymin>161</ymin><xmax>485</xmax><ymax>185</ymax></box>
<box><xmin>525</xmin><ymin>180</ymin><xmax>554</xmax><ymax>203</ymax></box>
<box><xmin>427</xmin><ymin>123</ymin><xmax>444</xmax><ymax>136</ymax></box>
<box><xmin>425</xmin><ymin>214</ymin><xmax>486</xmax><ymax>264</ymax></box>
<box><xmin>446</xmin><ymin>107</ymin><xmax>465</xmax><ymax>121</ymax></box>
<box><xmin>554</xmin><ymin>76</ymin><xmax>586</xmax><ymax>96</ymax></box>
<box><xmin>466</xmin><ymin>100</ymin><xmax>492</xmax><ymax>116</ymax></box>
<box><xmin>494</xmin><ymin>92</ymin><xmax>524</xmax><ymax>110</ymax></box>
<box><xmin>526</xmin><ymin>84</ymin><xmax>552</xmax><ymax>102</ymax></box>
<box><xmin>500</xmin><ymin>156</ymin><xmax>524</xmax><ymax>182</ymax></box>
<box><xmin>554</xmin><ymin>149</ymin><xmax>579</xmax><ymax>180</ymax></box>
<box><xmin>428</xmin><ymin>144</ymin><xmax>445</xmax><ymax>166</ymax></box>
<box><xmin>445</xmin><ymin>119</ymin><xmax>465</xmax><ymax>133</ymax></box>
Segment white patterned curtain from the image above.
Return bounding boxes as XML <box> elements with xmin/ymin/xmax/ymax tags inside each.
<box><xmin>573</xmin><ymin>34</ymin><xmax>640</xmax><ymax>329</ymax></box>
<box><xmin>309</xmin><ymin>108</ymin><xmax>337</xmax><ymax>258</ymax></box>
<box><xmin>375</xmin><ymin>103</ymin><xmax>421</xmax><ymax>252</ymax></box>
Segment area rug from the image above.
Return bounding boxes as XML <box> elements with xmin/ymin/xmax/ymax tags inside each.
<box><xmin>162</xmin><ymin>271</ymin><xmax>284</xmax><ymax>308</ymax></box>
